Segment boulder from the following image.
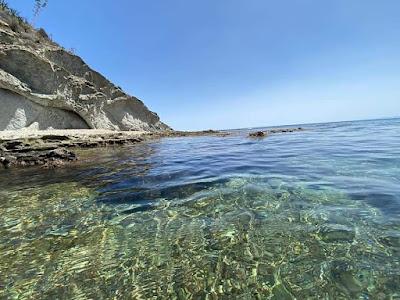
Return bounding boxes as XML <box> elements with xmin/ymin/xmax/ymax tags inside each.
<box><xmin>249</xmin><ymin>131</ymin><xmax>266</xmax><ymax>137</ymax></box>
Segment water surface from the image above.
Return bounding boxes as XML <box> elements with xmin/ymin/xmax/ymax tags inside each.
<box><xmin>1</xmin><ymin>118</ymin><xmax>399</xmax><ymax>299</ymax></box>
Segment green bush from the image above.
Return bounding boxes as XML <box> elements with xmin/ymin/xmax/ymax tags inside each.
<box><xmin>0</xmin><ymin>0</ymin><xmax>28</xmax><ymax>25</ymax></box>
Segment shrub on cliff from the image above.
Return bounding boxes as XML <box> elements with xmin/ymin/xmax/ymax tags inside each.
<box><xmin>0</xmin><ymin>0</ymin><xmax>48</xmax><ymax>22</ymax></box>
<box><xmin>34</xmin><ymin>0</ymin><xmax>48</xmax><ymax>18</ymax></box>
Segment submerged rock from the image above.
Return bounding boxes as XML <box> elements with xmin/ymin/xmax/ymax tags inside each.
<box><xmin>0</xmin><ymin>9</ymin><xmax>170</xmax><ymax>131</ymax></box>
<box><xmin>330</xmin><ymin>260</ymin><xmax>363</xmax><ymax>294</ymax></box>
<box><xmin>318</xmin><ymin>224</ymin><xmax>355</xmax><ymax>243</ymax></box>
<box><xmin>378</xmin><ymin>235</ymin><xmax>400</xmax><ymax>248</ymax></box>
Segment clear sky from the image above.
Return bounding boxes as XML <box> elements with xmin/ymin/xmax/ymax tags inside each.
<box><xmin>8</xmin><ymin>0</ymin><xmax>400</xmax><ymax>130</ymax></box>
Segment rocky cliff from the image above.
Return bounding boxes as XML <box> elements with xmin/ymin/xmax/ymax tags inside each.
<box><xmin>0</xmin><ymin>8</ymin><xmax>170</xmax><ymax>131</ymax></box>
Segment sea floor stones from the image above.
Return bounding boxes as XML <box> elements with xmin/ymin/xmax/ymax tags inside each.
<box><xmin>1</xmin><ymin>177</ymin><xmax>397</xmax><ymax>299</ymax></box>
<box><xmin>318</xmin><ymin>224</ymin><xmax>356</xmax><ymax>243</ymax></box>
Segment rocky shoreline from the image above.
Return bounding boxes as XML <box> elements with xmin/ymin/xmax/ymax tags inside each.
<box><xmin>0</xmin><ymin>129</ymin><xmax>229</xmax><ymax>169</ymax></box>
<box><xmin>0</xmin><ymin>127</ymin><xmax>305</xmax><ymax>169</ymax></box>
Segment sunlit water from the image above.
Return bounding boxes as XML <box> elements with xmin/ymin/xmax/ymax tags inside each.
<box><xmin>1</xmin><ymin>118</ymin><xmax>399</xmax><ymax>299</ymax></box>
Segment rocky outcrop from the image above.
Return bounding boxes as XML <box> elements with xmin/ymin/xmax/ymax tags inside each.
<box><xmin>0</xmin><ymin>9</ymin><xmax>170</xmax><ymax>131</ymax></box>
<box><xmin>248</xmin><ymin>127</ymin><xmax>305</xmax><ymax>137</ymax></box>
<box><xmin>0</xmin><ymin>133</ymin><xmax>144</xmax><ymax>168</ymax></box>
<box><xmin>0</xmin><ymin>129</ymin><xmax>229</xmax><ymax>168</ymax></box>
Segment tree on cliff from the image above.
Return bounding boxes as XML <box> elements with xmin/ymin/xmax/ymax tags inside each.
<box><xmin>0</xmin><ymin>0</ymin><xmax>48</xmax><ymax>23</ymax></box>
<box><xmin>34</xmin><ymin>0</ymin><xmax>48</xmax><ymax>17</ymax></box>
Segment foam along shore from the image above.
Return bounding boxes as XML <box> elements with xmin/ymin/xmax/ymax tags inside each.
<box><xmin>0</xmin><ymin>129</ymin><xmax>229</xmax><ymax>169</ymax></box>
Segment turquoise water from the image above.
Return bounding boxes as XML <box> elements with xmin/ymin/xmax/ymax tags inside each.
<box><xmin>0</xmin><ymin>118</ymin><xmax>399</xmax><ymax>299</ymax></box>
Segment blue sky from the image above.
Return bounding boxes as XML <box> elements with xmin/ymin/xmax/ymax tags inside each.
<box><xmin>8</xmin><ymin>0</ymin><xmax>400</xmax><ymax>130</ymax></box>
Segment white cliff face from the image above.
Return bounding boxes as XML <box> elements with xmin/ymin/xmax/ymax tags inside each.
<box><xmin>0</xmin><ymin>89</ymin><xmax>89</xmax><ymax>130</ymax></box>
<box><xmin>0</xmin><ymin>11</ymin><xmax>170</xmax><ymax>131</ymax></box>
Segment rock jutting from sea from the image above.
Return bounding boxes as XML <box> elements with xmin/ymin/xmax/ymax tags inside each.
<box><xmin>248</xmin><ymin>127</ymin><xmax>305</xmax><ymax>137</ymax></box>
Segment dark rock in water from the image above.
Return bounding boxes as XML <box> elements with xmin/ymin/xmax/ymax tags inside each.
<box><xmin>0</xmin><ymin>148</ymin><xmax>76</xmax><ymax>168</ymax></box>
<box><xmin>330</xmin><ymin>260</ymin><xmax>362</xmax><ymax>294</ymax></box>
<box><xmin>271</xmin><ymin>283</ymin><xmax>294</xmax><ymax>300</ymax></box>
<box><xmin>318</xmin><ymin>224</ymin><xmax>355</xmax><ymax>243</ymax></box>
<box><xmin>0</xmin><ymin>156</ymin><xmax>12</xmax><ymax>168</ymax></box>
<box><xmin>269</xmin><ymin>127</ymin><xmax>304</xmax><ymax>134</ymax></box>
<box><xmin>203</xmin><ymin>129</ymin><xmax>219</xmax><ymax>133</ymax></box>
<box><xmin>249</xmin><ymin>131</ymin><xmax>266</xmax><ymax>137</ymax></box>
<box><xmin>249</xmin><ymin>127</ymin><xmax>305</xmax><ymax>138</ymax></box>
<box><xmin>41</xmin><ymin>135</ymin><xmax>71</xmax><ymax>141</ymax></box>
<box><xmin>379</xmin><ymin>235</ymin><xmax>400</xmax><ymax>248</ymax></box>
<box><xmin>45</xmin><ymin>148</ymin><xmax>76</xmax><ymax>161</ymax></box>
<box><xmin>3</xmin><ymin>140</ymin><xmax>24</xmax><ymax>150</ymax></box>
<box><xmin>162</xmin><ymin>130</ymin><xmax>230</xmax><ymax>137</ymax></box>
<box><xmin>0</xmin><ymin>138</ymin><xmax>78</xmax><ymax>169</ymax></box>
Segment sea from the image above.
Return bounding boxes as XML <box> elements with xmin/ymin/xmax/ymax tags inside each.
<box><xmin>0</xmin><ymin>118</ymin><xmax>399</xmax><ymax>299</ymax></box>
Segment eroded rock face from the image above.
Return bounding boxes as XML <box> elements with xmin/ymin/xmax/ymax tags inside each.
<box><xmin>0</xmin><ymin>89</ymin><xmax>89</xmax><ymax>130</ymax></box>
<box><xmin>0</xmin><ymin>11</ymin><xmax>170</xmax><ymax>131</ymax></box>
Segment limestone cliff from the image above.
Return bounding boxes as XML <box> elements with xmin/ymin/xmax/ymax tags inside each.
<box><xmin>0</xmin><ymin>8</ymin><xmax>170</xmax><ymax>131</ymax></box>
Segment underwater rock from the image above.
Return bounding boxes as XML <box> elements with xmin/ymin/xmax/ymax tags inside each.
<box><xmin>318</xmin><ymin>224</ymin><xmax>355</xmax><ymax>243</ymax></box>
<box><xmin>330</xmin><ymin>260</ymin><xmax>363</xmax><ymax>294</ymax></box>
<box><xmin>271</xmin><ymin>283</ymin><xmax>294</xmax><ymax>300</ymax></box>
<box><xmin>378</xmin><ymin>235</ymin><xmax>400</xmax><ymax>248</ymax></box>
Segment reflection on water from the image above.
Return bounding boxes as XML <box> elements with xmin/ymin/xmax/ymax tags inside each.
<box><xmin>1</xmin><ymin>118</ymin><xmax>400</xmax><ymax>299</ymax></box>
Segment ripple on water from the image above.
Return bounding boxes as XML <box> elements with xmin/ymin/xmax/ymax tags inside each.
<box><xmin>1</xmin><ymin>119</ymin><xmax>400</xmax><ymax>299</ymax></box>
<box><xmin>0</xmin><ymin>176</ymin><xmax>399</xmax><ymax>299</ymax></box>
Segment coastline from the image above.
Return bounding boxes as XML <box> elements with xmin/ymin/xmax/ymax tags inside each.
<box><xmin>0</xmin><ymin>127</ymin><xmax>305</xmax><ymax>169</ymax></box>
<box><xmin>0</xmin><ymin>129</ymin><xmax>229</xmax><ymax>169</ymax></box>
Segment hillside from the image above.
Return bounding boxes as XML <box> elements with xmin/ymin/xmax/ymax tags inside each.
<box><xmin>0</xmin><ymin>6</ymin><xmax>170</xmax><ymax>131</ymax></box>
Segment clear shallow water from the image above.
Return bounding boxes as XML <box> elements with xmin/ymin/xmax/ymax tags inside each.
<box><xmin>0</xmin><ymin>118</ymin><xmax>400</xmax><ymax>299</ymax></box>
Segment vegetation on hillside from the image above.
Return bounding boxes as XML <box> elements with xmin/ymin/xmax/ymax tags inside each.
<box><xmin>0</xmin><ymin>0</ymin><xmax>55</xmax><ymax>46</ymax></box>
<box><xmin>0</xmin><ymin>0</ymin><xmax>48</xmax><ymax>23</ymax></box>
<box><xmin>34</xmin><ymin>0</ymin><xmax>48</xmax><ymax>18</ymax></box>
<box><xmin>0</xmin><ymin>0</ymin><xmax>28</xmax><ymax>24</ymax></box>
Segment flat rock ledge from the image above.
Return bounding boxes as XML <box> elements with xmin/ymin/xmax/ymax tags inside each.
<box><xmin>0</xmin><ymin>129</ymin><xmax>229</xmax><ymax>169</ymax></box>
<box><xmin>249</xmin><ymin>127</ymin><xmax>305</xmax><ymax>137</ymax></box>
